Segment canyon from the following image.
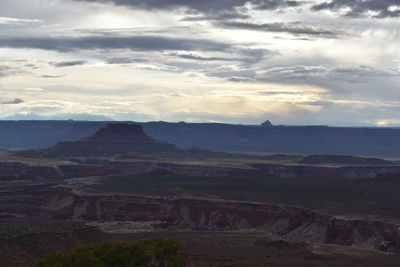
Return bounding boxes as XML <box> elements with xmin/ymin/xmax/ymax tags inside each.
<box><xmin>1</xmin><ymin>122</ymin><xmax>400</xmax><ymax>266</ymax></box>
<box><xmin>36</xmin><ymin>186</ymin><xmax>400</xmax><ymax>253</ymax></box>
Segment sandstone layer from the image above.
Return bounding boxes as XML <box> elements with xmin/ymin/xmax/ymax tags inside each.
<box><xmin>36</xmin><ymin>187</ymin><xmax>400</xmax><ymax>253</ymax></box>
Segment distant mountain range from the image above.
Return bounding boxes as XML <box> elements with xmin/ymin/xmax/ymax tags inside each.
<box><xmin>1</xmin><ymin>120</ymin><xmax>400</xmax><ymax>157</ymax></box>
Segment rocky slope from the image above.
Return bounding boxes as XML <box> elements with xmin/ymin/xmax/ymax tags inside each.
<box><xmin>36</xmin><ymin>187</ymin><xmax>400</xmax><ymax>253</ymax></box>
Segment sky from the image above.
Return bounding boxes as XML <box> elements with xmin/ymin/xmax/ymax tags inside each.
<box><xmin>0</xmin><ymin>0</ymin><xmax>399</xmax><ymax>126</ymax></box>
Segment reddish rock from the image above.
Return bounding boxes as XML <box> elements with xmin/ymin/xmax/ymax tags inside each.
<box><xmin>36</xmin><ymin>187</ymin><xmax>400</xmax><ymax>253</ymax></box>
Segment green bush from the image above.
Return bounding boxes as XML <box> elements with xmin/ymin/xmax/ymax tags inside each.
<box><xmin>34</xmin><ymin>238</ymin><xmax>185</xmax><ymax>267</ymax></box>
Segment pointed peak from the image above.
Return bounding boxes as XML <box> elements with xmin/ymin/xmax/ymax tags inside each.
<box><xmin>261</xmin><ymin>120</ymin><xmax>273</xmax><ymax>127</ymax></box>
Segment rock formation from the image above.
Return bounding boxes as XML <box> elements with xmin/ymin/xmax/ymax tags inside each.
<box><xmin>37</xmin><ymin>187</ymin><xmax>400</xmax><ymax>253</ymax></box>
<box><xmin>261</xmin><ymin>120</ymin><xmax>273</xmax><ymax>127</ymax></box>
<box><xmin>83</xmin><ymin>123</ymin><xmax>156</xmax><ymax>143</ymax></box>
<box><xmin>47</xmin><ymin>123</ymin><xmax>178</xmax><ymax>156</ymax></box>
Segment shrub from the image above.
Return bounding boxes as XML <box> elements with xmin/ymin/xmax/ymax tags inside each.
<box><xmin>34</xmin><ymin>238</ymin><xmax>185</xmax><ymax>267</ymax></box>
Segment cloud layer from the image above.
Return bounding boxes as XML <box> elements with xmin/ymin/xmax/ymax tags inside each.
<box><xmin>0</xmin><ymin>0</ymin><xmax>399</xmax><ymax>126</ymax></box>
<box><xmin>0</xmin><ymin>35</ymin><xmax>230</xmax><ymax>52</ymax></box>
<box><xmin>312</xmin><ymin>0</ymin><xmax>400</xmax><ymax>18</ymax></box>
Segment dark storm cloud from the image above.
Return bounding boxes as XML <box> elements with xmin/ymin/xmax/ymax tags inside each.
<box><xmin>1</xmin><ymin>98</ymin><xmax>24</xmax><ymax>104</ymax></box>
<box><xmin>312</xmin><ymin>0</ymin><xmax>400</xmax><ymax>18</ymax></box>
<box><xmin>259</xmin><ymin>65</ymin><xmax>329</xmax><ymax>80</ymax></box>
<box><xmin>0</xmin><ymin>66</ymin><xmax>9</xmax><ymax>77</ymax></box>
<box><xmin>75</xmin><ymin>0</ymin><xmax>304</xmax><ymax>12</ymax></box>
<box><xmin>236</xmin><ymin>48</ymin><xmax>276</xmax><ymax>65</ymax></box>
<box><xmin>106</xmin><ymin>57</ymin><xmax>148</xmax><ymax>64</ymax></box>
<box><xmin>41</xmin><ymin>74</ymin><xmax>65</xmax><ymax>78</ymax></box>
<box><xmin>204</xmin><ymin>64</ymin><xmax>400</xmax><ymax>99</ymax></box>
<box><xmin>259</xmin><ymin>90</ymin><xmax>297</xmax><ymax>95</ymax></box>
<box><xmin>50</xmin><ymin>60</ymin><xmax>87</xmax><ymax>67</ymax></box>
<box><xmin>216</xmin><ymin>21</ymin><xmax>341</xmax><ymax>38</ymax></box>
<box><xmin>174</xmin><ymin>54</ymin><xmax>236</xmax><ymax>62</ymax></box>
<box><xmin>257</xmin><ymin>65</ymin><xmax>400</xmax><ymax>83</ymax></box>
<box><xmin>207</xmin><ymin>65</ymin><xmax>325</xmax><ymax>83</ymax></box>
<box><xmin>250</xmin><ymin>65</ymin><xmax>400</xmax><ymax>102</ymax></box>
<box><xmin>331</xmin><ymin>66</ymin><xmax>399</xmax><ymax>78</ymax></box>
<box><xmin>0</xmin><ymin>65</ymin><xmax>27</xmax><ymax>77</ymax></box>
<box><xmin>75</xmin><ymin>0</ymin><xmax>305</xmax><ymax>20</ymax></box>
<box><xmin>206</xmin><ymin>67</ymin><xmax>258</xmax><ymax>81</ymax></box>
<box><xmin>182</xmin><ymin>12</ymin><xmax>251</xmax><ymax>22</ymax></box>
<box><xmin>0</xmin><ymin>35</ymin><xmax>230</xmax><ymax>52</ymax></box>
<box><xmin>254</xmin><ymin>0</ymin><xmax>304</xmax><ymax>10</ymax></box>
<box><xmin>227</xmin><ymin>76</ymin><xmax>255</xmax><ymax>82</ymax></box>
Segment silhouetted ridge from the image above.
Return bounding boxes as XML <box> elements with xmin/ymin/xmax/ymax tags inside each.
<box><xmin>84</xmin><ymin>123</ymin><xmax>156</xmax><ymax>143</ymax></box>
<box><xmin>47</xmin><ymin>123</ymin><xmax>178</xmax><ymax>156</ymax></box>
<box><xmin>4</xmin><ymin>121</ymin><xmax>400</xmax><ymax>157</ymax></box>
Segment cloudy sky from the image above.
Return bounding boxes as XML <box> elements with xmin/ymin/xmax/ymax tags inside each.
<box><xmin>0</xmin><ymin>0</ymin><xmax>399</xmax><ymax>126</ymax></box>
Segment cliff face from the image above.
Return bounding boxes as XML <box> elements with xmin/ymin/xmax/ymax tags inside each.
<box><xmin>47</xmin><ymin>123</ymin><xmax>178</xmax><ymax>156</ymax></box>
<box><xmin>36</xmin><ymin>187</ymin><xmax>400</xmax><ymax>253</ymax></box>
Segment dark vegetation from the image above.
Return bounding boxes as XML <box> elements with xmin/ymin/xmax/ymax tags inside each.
<box><xmin>0</xmin><ymin>224</ymin><xmax>112</xmax><ymax>267</ymax></box>
<box><xmin>34</xmin><ymin>238</ymin><xmax>185</xmax><ymax>267</ymax></box>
